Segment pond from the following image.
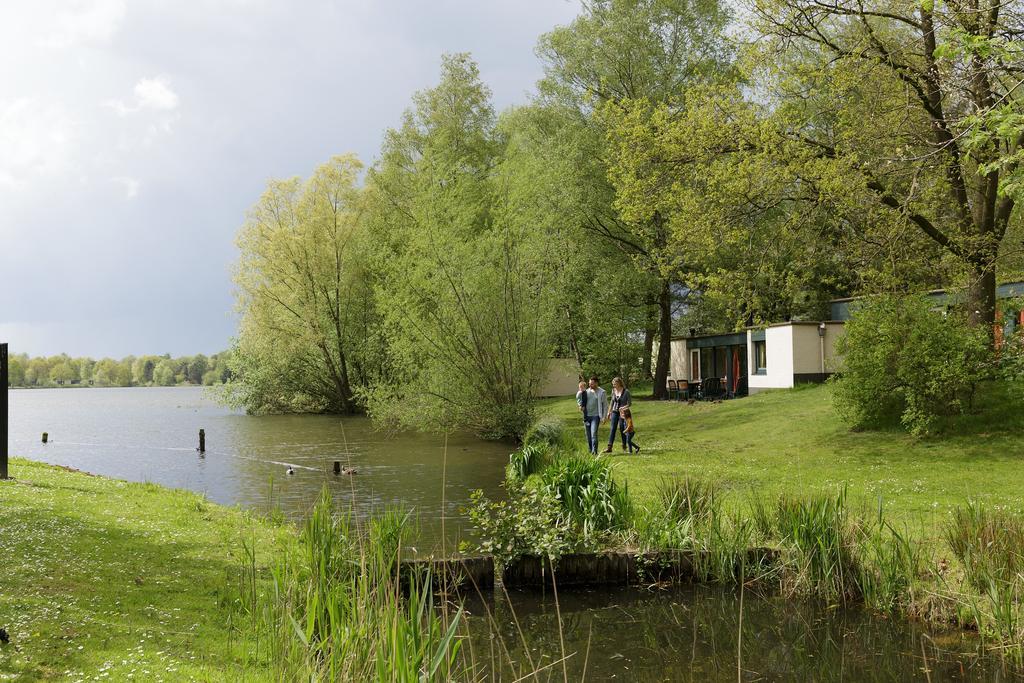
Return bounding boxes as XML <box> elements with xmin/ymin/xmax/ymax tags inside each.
<box><xmin>464</xmin><ymin>584</ymin><xmax>1015</xmax><ymax>681</ymax></box>
<box><xmin>7</xmin><ymin>386</ymin><xmax>511</xmax><ymax>549</ymax></box>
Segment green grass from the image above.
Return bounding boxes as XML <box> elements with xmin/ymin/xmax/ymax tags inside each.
<box><xmin>541</xmin><ymin>382</ymin><xmax>1024</xmax><ymax>536</ymax></box>
<box><xmin>0</xmin><ymin>458</ymin><xmax>287</xmax><ymax>682</ymax></box>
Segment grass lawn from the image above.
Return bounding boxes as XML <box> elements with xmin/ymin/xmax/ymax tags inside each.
<box><xmin>540</xmin><ymin>383</ymin><xmax>1024</xmax><ymax>537</ymax></box>
<box><xmin>0</xmin><ymin>458</ymin><xmax>285</xmax><ymax>682</ymax></box>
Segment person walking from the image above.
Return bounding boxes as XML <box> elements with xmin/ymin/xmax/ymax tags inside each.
<box><xmin>584</xmin><ymin>375</ymin><xmax>606</xmax><ymax>455</ymax></box>
<box><xmin>621</xmin><ymin>407</ymin><xmax>640</xmax><ymax>454</ymax></box>
<box><xmin>603</xmin><ymin>377</ymin><xmax>631</xmax><ymax>453</ymax></box>
<box><xmin>576</xmin><ymin>380</ymin><xmax>589</xmax><ymax>440</ymax></box>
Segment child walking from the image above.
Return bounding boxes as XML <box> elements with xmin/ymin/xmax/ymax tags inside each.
<box><xmin>620</xmin><ymin>407</ymin><xmax>640</xmax><ymax>454</ymax></box>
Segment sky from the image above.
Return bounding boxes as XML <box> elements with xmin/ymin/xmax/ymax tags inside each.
<box><xmin>0</xmin><ymin>0</ymin><xmax>581</xmax><ymax>359</ymax></box>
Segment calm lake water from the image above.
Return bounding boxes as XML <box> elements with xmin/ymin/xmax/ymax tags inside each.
<box><xmin>7</xmin><ymin>387</ymin><xmax>1017</xmax><ymax>680</ymax></box>
<box><xmin>8</xmin><ymin>386</ymin><xmax>510</xmax><ymax>548</ymax></box>
<box><xmin>466</xmin><ymin>584</ymin><xmax>1016</xmax><ymax>681</ymax></box>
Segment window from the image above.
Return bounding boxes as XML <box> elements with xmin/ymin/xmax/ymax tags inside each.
<box><xmin>754</xmin><ymin>340</ymin><xmax>767</xmax><ymax>374</ymax></box>
<box><xmin>690</xmin><ymin>350</ymin><xmax>700</xmax><ymax>381</ymax></box>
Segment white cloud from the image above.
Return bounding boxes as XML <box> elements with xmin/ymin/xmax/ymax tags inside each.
<box><xmin>0</xmin><ymin>98</ymin><xmax>77</xmax><ymax>189</ymax></box>
<box><xmin>106</xmin><ymin>77</ymin><xmax>180</xmax><ymax>115</ymax></box>
<box><xmin>112</xmin><ymin>175</ymin><xmax>141</xmax><ymax>199</ymax></box>
<box><xmin>134</xmin><ymin>78</ymin><xmax>179</xmax><ymax>111</ymax></box>
<box><xmin>39</xmin><ymin>0</ymin><xmax>126</xmax><ymax>49</ymax></box>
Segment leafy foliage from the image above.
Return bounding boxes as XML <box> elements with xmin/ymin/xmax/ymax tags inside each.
<box><xmin>830</xmin><ymin>294</ymin><xmax>992</xmax><ymax>435</ymax></box>
<box><xmin>229</xmin><ymin>154</ymin><xmax>379</xmax><ymax>414</ymax></box>
<box><xmin>364</xmin><ymin>55</ymin><xmax>558</xmax><ymax>439</ymax></box>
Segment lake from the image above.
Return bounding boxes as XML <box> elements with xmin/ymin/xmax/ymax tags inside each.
<box><xmin>7</xmin><ymin>386</ymin><xmax>511</xmax><ymax>548</ymax></box>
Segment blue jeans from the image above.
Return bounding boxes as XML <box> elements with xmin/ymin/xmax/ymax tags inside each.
<box><xmin>626</xmin><ymin>431</ymin><xmax>639</xmax><ymax>453</ymax></box>
<box><xmin>607</xmin><ymin>412</ymin><xmax>627</xmax><ymax>449</ymax></box>
<box><xmin>584</xmin><ymin>416</ymin><xmax>601</xmax><ymax>454</ymax></box>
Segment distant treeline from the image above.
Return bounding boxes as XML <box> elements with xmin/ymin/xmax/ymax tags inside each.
<box><xmin>4</xmin><ymin>352</ymin><xmax>232</xmax><ymax>388</ymax></box>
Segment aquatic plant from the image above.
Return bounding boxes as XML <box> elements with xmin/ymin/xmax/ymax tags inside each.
<box><xmin>945</xmin><ymin>503</ymin><xmax>1024</xmax><ymax>590</ymax></box>
<box><xmin>540</xmin><ymin>454</ymin><xmax>633</xmax><ymax>539</ymax></box>
<box><xmin>771</xmin><ymin>491</ymin><xmax>857</xmax><ymax>600</ymax></box>
<box><xmin>852</xmin><ymin>521</ymin><xmax>923</xmax><ymax>613</ymax></box>
<box><xmin>236</xmin><ymin>488</ymin><xmax>465</xmax><ymax>680</ymax></box>
<box><xmin>506</xmin><ymin>443</ymin><xmax>550</xmax><ymax>481</ymax></box>
<box><xmin>658</xmin><ymin>477</ymin><xmax>717</xmax><ymax>526</ymax></box>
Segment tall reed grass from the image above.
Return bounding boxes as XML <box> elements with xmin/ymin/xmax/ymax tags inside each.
<box><xmin>235</xmin><ymin>488</ymin><xmax>465</xmax><ymax>681</ymax></box>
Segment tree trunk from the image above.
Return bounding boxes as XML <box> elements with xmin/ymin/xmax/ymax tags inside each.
<box><xmin>652</xmin><ymin>279</ymin><xmax>673</xmax><ymax>399</ymax></box>
<box><xmin>967</xmin><ymin>265</ymin><xmax>997</xmax><ymax>331</ymax></box>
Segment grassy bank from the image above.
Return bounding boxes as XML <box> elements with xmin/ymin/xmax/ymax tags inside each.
<box><xmin>541</xmin><ymin>382</ymin><xmax>1024</xmax><ymax>532</ymax></box>
<box><xmin>0</xmin><ymin>458</ymin><xmax>287</xmax><ymax>682</ymax></box>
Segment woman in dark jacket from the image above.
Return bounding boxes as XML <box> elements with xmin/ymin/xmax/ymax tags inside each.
<box><xmin>602</xmin><ymin>377</ymin><xmax>630</xmax><ymax>453</ymax></box>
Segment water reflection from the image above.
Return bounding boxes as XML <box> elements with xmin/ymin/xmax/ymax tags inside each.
<box><xmin>463</xmin><ymin>584</ymin><xmax>1016</xmax><ymax>681</ymax></box>
<box><xmin>8</xmin><ymin>387</ymin><xmax>511</xmax><ymax>549</ymax></box>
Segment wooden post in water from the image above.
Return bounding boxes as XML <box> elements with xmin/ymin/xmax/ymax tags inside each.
<box><xmin>1</xmin><ymin>343</ymin><xmax>8</xmax><ymax>480</ymax></box>
<box><xmin>41</xmin><ymin>432</ymin><xmax>48</xmax><ymax>444</ymax></box>
<box><xmin>333</xmin><ymin>461</ymin><xmax>341</xmax><ymax>475</ymax></box>
<box><xmin>198</xmin><ymin>429</ymin><xmax>205</xmax><ymax>454</ymax></box>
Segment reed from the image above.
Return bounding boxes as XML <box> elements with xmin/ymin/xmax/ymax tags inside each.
<box><xmin>945</xmin><ymin>503</ymin><xmax>1024</xmax><ymax>590</ymax></box>
<box><xmin>770</xmin><ymin>491</ymin><xmax>857</xmax><ymax>600</ymax></box>
<box><xmin>540</xmin><ymin>454</ymin><xmax>633</xmax><ymax>538</ymax></box>
<box><xmin>507</xmin><ymin>442</ymin><xmax>550</xmax><ymax>481</ymax></box>
<box><xmin>236</xmin><ymin>487</ymin><xmax>467</xmax><ymax>681</ymax></box>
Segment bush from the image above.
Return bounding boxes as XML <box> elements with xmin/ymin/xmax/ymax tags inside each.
<box><xmin>522</xmin><ymin>415</ymin><xmax>570</xmax><ymax>450</ymax></box>
<box><xmin>506</xmin><ymin>443</ymin><xmax>550</xmax><ymax>481</ymax></box>
<box><xmin>466</xmin><ymin>483</ymin><xmax>579</xmax><ymax>566</ymax></box>
<box><xmin>539</xmin><ymin>455</ymin><xmax>633</xmax><ymax>539</ymax></box>
<box><xmin>830</xmin><ymin>293</ymin><xmax>991</xmax><ymax>435</ymax></box>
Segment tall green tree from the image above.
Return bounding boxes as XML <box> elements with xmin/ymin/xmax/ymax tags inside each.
<box><xmin>366</xmin><ymin>54</ymin><xmax>557</xmax><ymax>439</ymax></box>
<box><xmin>746</xmin><ymin>0</ymin><xmax>1024</xmax><ymax>329</ymax></box>
<box><xmin>229</xmin><ymin>154</ymin><xmax>379</xmax><ymax>414</ymax></box>
<box><xmin>535</xmin><ymin>0</ymin><xmax>734</xmax><ymax>396</ymax></box>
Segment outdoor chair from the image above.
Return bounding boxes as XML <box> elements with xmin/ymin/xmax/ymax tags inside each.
<box><xmin>701</xmin><ymin>377</ymin><xmax>724</xmax><ymax>401</ymax></box>
<box><xmin>667</xmin><ymin>379</ymin><xmax>678</xmax><ymax>400</ymax></box>
<box><xmin>677</xmin><ymin>380</ymin><xmax>690</xmax><ymax>400</ymax></box>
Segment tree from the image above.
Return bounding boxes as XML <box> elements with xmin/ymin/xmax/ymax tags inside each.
<box><xmin>748</xmin><ymin>0</ymin><xmax>1024</xmax><ymax>330</ymax></box>
<box><xmin>132</xmin><ymin>356</ymin><xmax>159</xmax><ymax>385</ymax></box>
<box><xmin>602</xmin><ymin>86</ymin><xmax>867</xmax><ymax>329</ymax></box>
<box><xmin>535</xmin><ymin>0</ymin><xmax>734</xmax><ymax>396</ymax></box>
<box><xmin>49</xmin><ymin>357</ymin><xmax>75</xmax><ymax>385</ymax></box>
<box><xmin>229</xmin><ymin>154</ymin><xmax>380</xmax><ymax>414</ymax></box>
<box><xmin>187</xmin><ymin>354</ymin><xmax>208</xmax><ymax>385</ymax></box>
<box><xmin>366</xmin><ymin>54</ymin><xmax>558</xmax><ymax>438</ymax></box>
<box><xmin>152</xmin><ymin>359</ymin><xmax>176</xmax><ymax>386</ymax></box>
<box><xmin>7</xmin><ymin>355</ymin><xmax>25</xmax><ymax>386</ymax></box>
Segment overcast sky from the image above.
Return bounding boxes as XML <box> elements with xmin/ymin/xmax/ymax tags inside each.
<box><xmin>0</xmin><ymin>0</ymin><xmax>580</xmax><ymax>358</ymax></box>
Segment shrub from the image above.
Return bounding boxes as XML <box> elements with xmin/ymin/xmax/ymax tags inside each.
<box><xmin>523</xmin><ymin>415</ymin><xmax>570</xmax><ymax>450</ymax></box>
<box><xmin>466</xmin><ymin>482</ymin><xmax>579</xmax><ymax>566</ymax></box>
<box><xmin>506</xmin><ymin>443</ymin><xmax>550</xmax><ymax>481</ymax></box>
<box><xmin>830</xmin><ymin>293</ymin><xmax>991</xmax><ymax>435</ymax></box>
<box><xmin>540</xmin><ymin>455</ymin><xmax>633</xmax><ymax>539</ymax></box>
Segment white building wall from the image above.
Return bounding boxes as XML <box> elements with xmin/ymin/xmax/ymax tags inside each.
<box><xmin>537</xmin><ymin>358</ymin><xmax>582</xmax><ymax>398</ymax></box>
<box><xmin>747</xmin><ymin>325</ymin><xmax>794</xmax><ymax>392</ymax></box>
<box><xmin>790</xmin><ymin>323</ymin><xmax>846</xmax><ymax>375</ymax></box>
<box><xmin>823</xmin><ymin>322</ymin><xmax>845</xmax><ymax>371</ymax></box>
<box><xmin>669</xmin><ymin>339</ymin><xmax>688</xmax><ymax>380</ymax></box>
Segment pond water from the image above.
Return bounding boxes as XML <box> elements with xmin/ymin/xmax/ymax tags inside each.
<box><xmin>7</xmin><ymin>386</ymin><xmax>511</xmax><ymax>549</ymax></box>
<box><xmin>464</xmin><ymin>584</ymin><xmax>1016</xmax><ymax>681</ymax></box>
